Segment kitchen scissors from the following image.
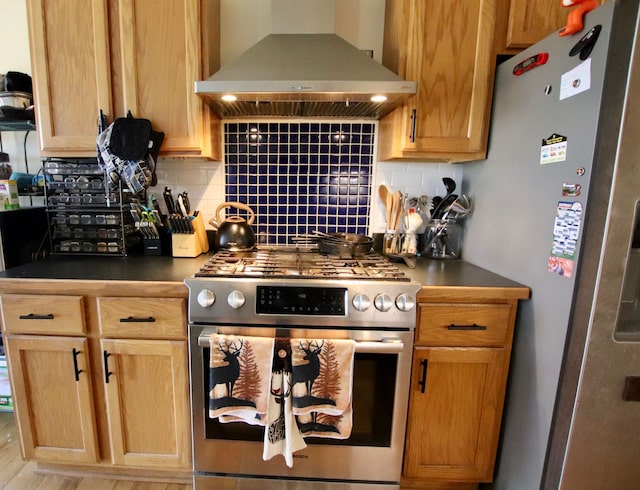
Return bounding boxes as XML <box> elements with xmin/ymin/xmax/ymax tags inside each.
<box><xmin>140</xmin><ymin>210</ymin><xmax>157</xmax><ymax>224</ymax></box>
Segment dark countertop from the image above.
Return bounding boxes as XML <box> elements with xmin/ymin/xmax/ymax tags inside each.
<box><xmin>0</xmin><ymin>254</ymin><xmax>529</xmax><ymax>295</ymax></box>
<box><xmin>0</xmin><ymin>254</ymin><xmax>212</xmax><ymax>283</ymax></box>
<box><xmin>405</xmin><ymin>259</ymin><xmax>528</xmax><ymax>290</ymax></box>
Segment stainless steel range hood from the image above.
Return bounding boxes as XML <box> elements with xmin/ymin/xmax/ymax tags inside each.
<box><xmin>195</xmin><ymin>33</ymin><xmax>416</xmax><ymax>119</ymax></box>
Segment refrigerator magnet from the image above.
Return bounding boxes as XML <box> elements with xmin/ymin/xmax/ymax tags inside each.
<box><xmin>560</xmin><ymin>58</ymin><xmax>592</xmax><ymax>100</ymax></box>
<box><xmin>512</xmin><ymin>52</ymin><xmax>549</xmax><ymax>76</ymax></box>
<box><xmin>548</xmin><ymin>201</ymin><xmax>583</xmax><ymax>278</ymax></box>
<box><xmin>540</xmin><ymin>134</ymin><xmax>568</xmax><ymax>165</ymax></box>
<box><xmin>562</xmin><ymin>183</ymin><xmax>582</xmax><ymax>196</ymax></box>
<box><xmin>569</xmin><ymin>25</ymin><xmax>602</xmax><ymax>60</ymax></box>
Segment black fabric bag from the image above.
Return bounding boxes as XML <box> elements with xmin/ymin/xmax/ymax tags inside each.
<box><xmin>97</xmin><ymin>111</ymin><xmax>164</xmax><ymax>194</ymax></box>
<box><xmin>109</xmin><ymin>116</ymin><xmax>152</xmax><ymax>160</ymax></box>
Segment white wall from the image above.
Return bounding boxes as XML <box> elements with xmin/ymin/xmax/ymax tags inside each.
<box><xmin>0</xmin><ymin>0</ymin><xmax>43</xmax><ymax>207</ymax></box>
<box><xmin>220</xmin><ymin>0</ymin><xmax>386</xmax><ymax>64</ymax></box>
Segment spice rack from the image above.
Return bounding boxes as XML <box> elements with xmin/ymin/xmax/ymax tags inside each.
<box><xmin>43</xmin><ymin>157</ymin><xmax>141</xmax><ymax>255</ymax></box>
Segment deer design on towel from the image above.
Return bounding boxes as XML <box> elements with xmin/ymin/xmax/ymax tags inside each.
<box><xmin>211</xmin><ymin>338</ymin><xmax>244</xmax><ymax>397</ymax></box>
<box><xmin>291</xmin><ymin>340</ymin><xmax>345</xmax><ymax>435</ymax></box>
<box><xmin>292</xmin><ymin>340</ymin><xmax>324</xmax><ymax>396</ymax></box>
<box><xmin>209</xmin><ymin>337</ymin><xmax>265</xmax><ymax>411</ymax></box>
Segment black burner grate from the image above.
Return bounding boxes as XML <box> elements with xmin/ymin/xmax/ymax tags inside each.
<box><xmin>195</xmin><ymin>249</ymin><xmax>410</xmax><ymax>281</ymax></box>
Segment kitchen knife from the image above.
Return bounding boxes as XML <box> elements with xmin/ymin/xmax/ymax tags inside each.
<box><xmin>177</xmin><ymin>194</ymin><xmax>188</xmax><ymax>218</ymax></box>
<box><xmin>180</xmin><ymin>192</ymin><xmax>190</xmax><ymax>214</ymax></box>
<box><xmin>164</xmin><ymin>187</ymin><xmax>175</xmax><ymax>215</ymax></box>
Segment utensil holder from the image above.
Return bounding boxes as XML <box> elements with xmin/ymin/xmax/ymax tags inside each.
<box><xmin>422</xmin><ymin>219</ymin><xmax>462</xmax><ymax>259</ymax></box>
<box><xmin>383</xmin><ymin>230</ymin><xmax>405</xmax><ymax>255</ymax></box>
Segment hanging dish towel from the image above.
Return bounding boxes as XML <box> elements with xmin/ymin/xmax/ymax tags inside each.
<box><xmin>208</xmin><ymin>334</ymin><xmax>274</xmax><ymax>426</ymax></box>
<box><xmin>262</xmin><ymin>339</ymin><xmax>307</xmax><ymax>467</ymax></box>
<box><xmin>290</xmin><ymin>338</ymin><xmax>356</xmax><ymax>439</ymax></box>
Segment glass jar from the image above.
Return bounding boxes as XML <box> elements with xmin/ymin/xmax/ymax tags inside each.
<box><xmin>383</xmin><ymin>230</ymin><xmax>406</xmax><ymax>255</ymax></box>
<box><xmin>422</xmin><ymin>219</ymin><xmax>463</xmax><ymax>259</ymax></box>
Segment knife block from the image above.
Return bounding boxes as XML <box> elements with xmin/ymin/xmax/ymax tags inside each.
<box><xmin>171</xmin><ymin>213</ymin><xmax>209</xmax><ymax>257</ymax></box>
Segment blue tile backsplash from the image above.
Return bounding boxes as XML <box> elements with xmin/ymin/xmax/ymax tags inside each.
<box><xmin>225</xmin><ymin>121</ymin><xmax>374</xmax><ymax>245</ymax></box>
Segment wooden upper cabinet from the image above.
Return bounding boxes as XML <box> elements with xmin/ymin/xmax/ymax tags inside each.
<box><xmin>496</xmin><ymin>0</ymin><xmax>608</xmax><ymax>53</ymax></box>
<box><xmin>379</xmin><ymin>0</ymin><xmax>498</xmax><ymax>163</ymax></box>
<box><xmin>26</xmin><ymin>0</ymin><xmax>221</xmax><ymax>159</ymax></box>
<box><xmin>117</xmin><ymin>0</ymin><xmax>217</xmax><ymax>157</ymax></box>
<box><xmin>27</xmin><ymin>0</ymin><xmax>112</xmax><ymax>155</ymax></box>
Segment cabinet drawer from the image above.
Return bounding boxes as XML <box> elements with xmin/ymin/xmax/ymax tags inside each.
<box><xmin>1</xmin><ymin>294</ymin><xmax>86</xmax><ymax>335</ymax></box>
<box><xmin>417</xmin><ymin>303</ymin><xmax>512</xmax><ymax>347</ymax></box>
<box><xmin>97</xmin><ymin>297</ymin><xmax>186</xmax><ymax>339</ymax></box>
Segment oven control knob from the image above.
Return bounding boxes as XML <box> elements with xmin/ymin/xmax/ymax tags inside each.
<box><xmin>395</xmin><ymin>293</ymin><xmax>416</xmax><ymax>312</ymax></box>
<box><xmin>197</xmin><ymin>289</ymin><xmax>216</xmax><ymax>308</ymax></box>
<box><xmin>227</xmin><ymin>290</ymin><xmax>246</xmax><ymax>309</ymax></box>
<box><xmin>374</xmin><ymin>293</ymin><xmax>393</xmax><ymax>312</ymax></box>
<box><xmin>352</xmin><ymin>293</ymin><xmax>371</xmax><ymax>312</ymax></box>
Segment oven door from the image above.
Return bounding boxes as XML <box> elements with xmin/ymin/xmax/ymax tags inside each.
<box><xmin>189</xmin><ymin>324</ymin><xmax>413</xmax><ymax>487</ymax></box>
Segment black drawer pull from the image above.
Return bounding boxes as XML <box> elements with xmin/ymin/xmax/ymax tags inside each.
<box><xmin>419</xmin><ymin>359</ymin><xmax>428</xmax><ymax>394</ymax></box>
<box><xmin>103</xmin><ymin>351</ymin><xmax>113</xmax><ymax>384</ymax></box>
<box><xmin>72</xmin><ymin>348</ymin><xmax>84</xmax><ymax>382</ymax></box>
<box><xmin>119</xmin><ymin>316</ymin><xmax>156</xmax><ymax>323</ymax></box>
<box><xmin>19</xmin><ymin>313</ymin><xmax>54</xmax><ymax>320</ymax></box>
<box><xmin>447</xmin><ymin>323</ymin><xmax>487</xmax><ymax>331</ymax></box>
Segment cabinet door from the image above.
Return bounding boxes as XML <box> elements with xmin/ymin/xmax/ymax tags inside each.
<box><xmin>27</xmin><ymin>0</ymin><xmax>112</xmax><ymax>154</ymax></box>
<box><xmin>101</xmin><ymin>338</ymin><xmax>190</xmax><ymax>469</ymax></box>
<box><xmin>27</xmin><ymin>0</ymin><xmax>220</xmax><ymax>158</ymax></box>
<box><xmin>4</xmin><ymin>335</ymin><xmax>99</xmax><ymax>463</ymax></box>
<box><xmin>379</xmin><ymin>0</ymin><xmax>497</xmax><ymax>162</ymax></box>
<box><xmin>503</xmin><ymin>0</ymin><xmax>606</xmax><ymax>50</ymax></box>
<box><xmin>118</xmin><ymin>0</ymin><xmax>216</xmax><ymax>157</ymax></box>
<box><xmin>404</xmin><ymin>347</ymin><xmax>506</xmax><ymax>482</ymax></box>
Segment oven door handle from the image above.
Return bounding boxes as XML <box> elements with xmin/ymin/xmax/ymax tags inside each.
<box><xmin>197</xmin><ymin>333</ymin><xmax>405</xmax><ymax>354</ymax></box>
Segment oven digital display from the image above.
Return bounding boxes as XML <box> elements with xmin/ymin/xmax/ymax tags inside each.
<box><xmin>256</xmin><ymin>286</ymin><xmax>347</xmax><ymax>316</ymax></box>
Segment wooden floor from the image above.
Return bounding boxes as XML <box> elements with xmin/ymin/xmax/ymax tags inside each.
<box><xmin>0</xmin><ymin>412</ymin><xmax>192</xmax><ymax>490</ymax></box>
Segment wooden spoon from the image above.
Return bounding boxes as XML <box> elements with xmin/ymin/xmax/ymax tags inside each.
<box><xmin>379</xmin><ymin>184</ymin><xmax>393</xmax><ymax>228</ymax></box>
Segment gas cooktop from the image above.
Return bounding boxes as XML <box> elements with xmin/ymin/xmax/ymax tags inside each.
<box><xmin>194</xmin><ymin>248</ymin><xmax>410</xmax><ymax>281</ymax></box>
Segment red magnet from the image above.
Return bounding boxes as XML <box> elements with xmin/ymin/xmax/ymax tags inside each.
<box><xmin>513</xmin><ymin>53</ymin><xmax>549</xmax><ymax>76</ymax></box>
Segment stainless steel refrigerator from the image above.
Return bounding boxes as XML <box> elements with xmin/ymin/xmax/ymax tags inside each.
<box><xmin>463</xmin><ymin>1</ymin><xmax>640</xmax><ymax>488</ymax></box>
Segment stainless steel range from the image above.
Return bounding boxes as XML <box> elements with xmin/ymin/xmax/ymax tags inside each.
<box><xmin>186</xmin><ymin>248</ymin><xmax>421</xmax><ymax>489</ymax></box>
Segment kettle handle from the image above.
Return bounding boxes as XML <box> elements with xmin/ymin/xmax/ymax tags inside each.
<box><xmin>215</xmin><ymin>201</ymin><xmax>256</xmax><ymax>225</ymax></box>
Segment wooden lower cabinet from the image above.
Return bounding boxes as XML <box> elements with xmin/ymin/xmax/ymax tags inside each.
<box><xmin>0</xmin><ymin>283</ymin><xmax>191</xmax><ymax>481</ymax></box>
<box><xmin>402</xmin><ymin>287</ymin><xmax>529</xmax><ymax>489</ymax></box>
<box><xmin>404</xmin><ymin>347</ymin><xmax>505</xmax><ymax>482</ymax></box>
<box><xmin>101</xmin><ymin>338</ymin><xmax>190</xmax><ymax>468</ymax></box>
<box><xmin>5</xmin><ymin>335</ymin><xmax>99</xmax><ymax>464</ymax></box>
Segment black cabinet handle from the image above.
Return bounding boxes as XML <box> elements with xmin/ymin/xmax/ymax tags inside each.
<box><xmin>103</xmin><ymin>351</ymin><xmax>112</xmax><ymax>384</ymax></box>
<box><xmin>19</xmin><ymin>313</ymin><xmax>54</xmax><ymax>320</ymax></box>
<box><xmin>119</xmin><ymin>316</ymin><xmax>156</xmax><ymax>323</ymax></box>
<box><xmin>447</xmin><ymin>323</ymin><xmax>487</xmax><ymax>331</ymax></box>
<box><xmin>72</xmin><ymin>348</ymin><xmax>83</xmax><ymax>382</ymax></box>
<box><xmin>419</xmin><ymin>358</ymin><xmax>428</xmax><ymax>394</ymax></box>
<box><xmin>410</xmin><ymin>108</ymin><xmax>417</xmax><ymax>143</ymax></box>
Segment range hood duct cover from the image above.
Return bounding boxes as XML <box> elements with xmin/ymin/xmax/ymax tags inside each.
<box><xmin>195</xmin><ymin>34</ymin><xmax>416</xmax><ymax>119</ymax></box>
